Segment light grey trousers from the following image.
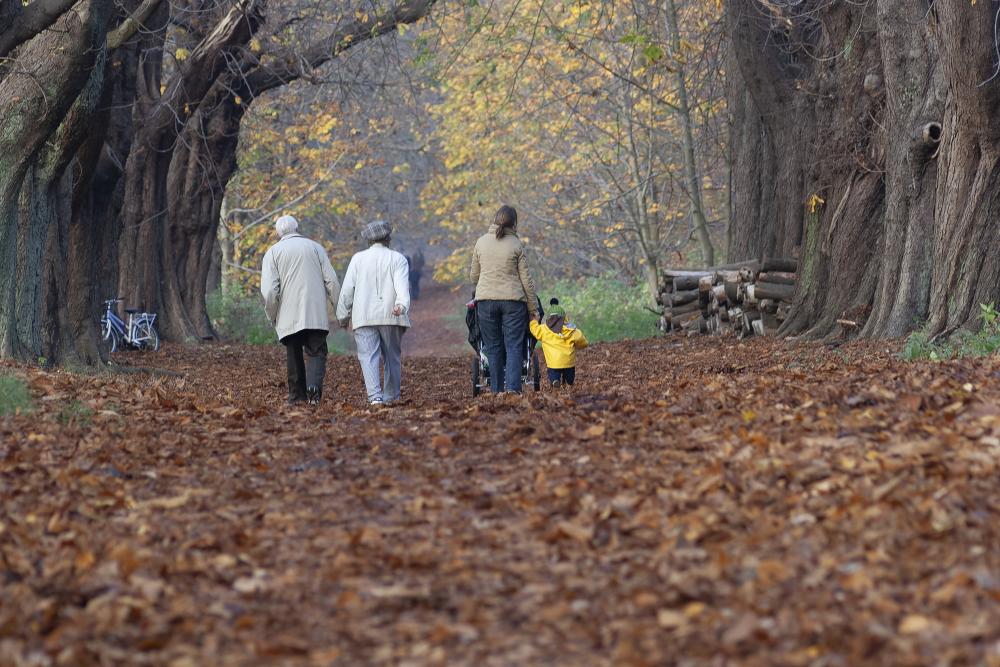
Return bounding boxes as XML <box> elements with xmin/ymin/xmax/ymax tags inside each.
<box><xmin>353</xmin><ymin>325</ymin><xmax>406</xmax><ymax>402</ymax></box>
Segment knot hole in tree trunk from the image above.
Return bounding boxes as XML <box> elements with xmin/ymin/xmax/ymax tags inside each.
<box><xmin>919</xmin><ymin>122</ymin><xmax>942</xmax><ymax>160</ymax></box>
<box><xmin>922</xmin><ymin>121</ymin><xmax>942</xmax><ymax>146</ymax></box>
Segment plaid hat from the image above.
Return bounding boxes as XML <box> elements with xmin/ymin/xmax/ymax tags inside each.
<box><xmin>361</xmin><ymin>220</ymin><xmax>392</xmax><ymax>243</ymax></box>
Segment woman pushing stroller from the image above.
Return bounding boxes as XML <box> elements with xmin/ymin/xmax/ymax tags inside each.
<box><xmin>469</xmin><ymin>205</ymin><xmax>539</xmax><ymax>394</ymax></box>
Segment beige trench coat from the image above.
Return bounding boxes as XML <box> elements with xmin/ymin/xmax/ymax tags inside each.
<box><xmin>261</xmin><ymin>234</ymin><xmax>341</xmax><ymax>340</ymax></box>
<box><xmin>469</xmin><ymin>223</ymin><xmax>538</xmax><ymax>316</ymax></box>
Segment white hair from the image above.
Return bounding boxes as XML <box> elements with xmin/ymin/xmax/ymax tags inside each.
<box><xmin>275</xmin><ymin>215</ymin><xmax>298</xmax><ymax>237</ymax></box>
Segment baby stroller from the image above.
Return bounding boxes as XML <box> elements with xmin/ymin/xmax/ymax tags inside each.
<box><xmin>466</xmin><ymin>298</ymin><xmax>542</xmax><ymax>396</ymax></box>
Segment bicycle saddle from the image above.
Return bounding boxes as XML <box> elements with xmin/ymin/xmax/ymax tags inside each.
<box><xmin>125</xmin><ymin>308</ymin><xmax>141</xmax><ymax>314</ymax></box>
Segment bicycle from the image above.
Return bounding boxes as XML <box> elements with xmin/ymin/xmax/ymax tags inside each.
<box><xmin>100</xmin><ymin>298</ymin><xmax>161</xmax><ymax>352</ymax></box>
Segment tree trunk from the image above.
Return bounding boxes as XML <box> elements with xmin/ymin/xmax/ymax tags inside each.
<box><xmin>39</xmin><ymin>44</ymin><xmax>125</xmax><ymax>366</ymax></box>
<box><xmin>725</xmin><ymin>1</ymin><xmax>892</xmax><ymax>338</ymax></box>
<box><xmin>724</xmin><ymin>42</ymin><xmax>777</xmax><ymax>263</ymax></box>
<box><xmin>862</xmin><ymin>0</ymin><xmax>943</xmax><ymax>337</ymax></box>
<box><xmin>164</xmin><ymin>84</ymin><xmax>243</xmax><ymax>339</ymax></box>
<box><xmin>0</xmin><ymin>0</ymin><xmax>114</xmax><ymax>360</ymax></box>
<box><xmin>117</xmin><ymin>0</ymin><xmax>263</xmax><ymax>341</ymax></box>
<box><xmin>925</xmin><ymin>2</ymin><xmax>1000</xmax><ymax>335</ymax></box>
<box><xmin>726</xmin><ymin>0</ymin><xmax>1000</xmax><ymax>339</ymax></box>
<box><xmin>665</xmin><ymin>0</ymin><xmax>714</xmax><ymax>266</ymax></box>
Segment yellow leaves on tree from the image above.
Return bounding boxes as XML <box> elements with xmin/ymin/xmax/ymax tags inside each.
<box><xmin>420</xmin><ymin>0</ymin><xmax>727</xmax><ymax>285</ymax></box>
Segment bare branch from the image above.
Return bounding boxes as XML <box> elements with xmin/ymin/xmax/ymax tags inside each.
<box><xmin>244</xmin><ymin>0</ymin><xmax>439</xmax><ymax>98</ymax></box>
<box><xmin>107</xmin><ymin>0</ymin><xmax>166</xmax><ymax>49</ymax></box>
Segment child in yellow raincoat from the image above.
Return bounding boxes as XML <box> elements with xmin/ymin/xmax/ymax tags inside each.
<box><xmin>528</xmin><ymin>298</ymin><xmax>588</xmax><ymax>387</ymax></box>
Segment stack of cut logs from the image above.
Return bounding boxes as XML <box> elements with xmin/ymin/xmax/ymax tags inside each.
<box><xmin>656</xmin><ymin>257</ymin><xmax>799</xmax><ymax>337</ymax></box>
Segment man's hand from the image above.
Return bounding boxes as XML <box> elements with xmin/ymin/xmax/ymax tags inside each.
<box><xmin>338</xmin><ymin>317</ymin><xmax>350</xmax><ymax>328</ymax></box>
<box><xmin>531</xmin><ymin>311</ymin><xmax>541</xmax><ymax>323</ymax></box>
<box><xmin>392</xmin><ymin>305</ymin><xmax>403</xmax><ymax>316</ymax></box>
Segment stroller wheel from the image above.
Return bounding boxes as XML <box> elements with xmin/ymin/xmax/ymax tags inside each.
<box><xmin>471</xmin><ymin>356</ymin><xmax>482</xmax><ymax>397</ymax></box>
<box><xmin>531</xmin><ymin>350</ymin><xmax>541</xmax><ymax>391</ymax></box>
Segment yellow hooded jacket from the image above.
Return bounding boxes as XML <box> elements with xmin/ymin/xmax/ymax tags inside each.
<box><xmin>529</xmin><ymin>320</ymin><xmax>589</xmax><ymax>369</ymax></box>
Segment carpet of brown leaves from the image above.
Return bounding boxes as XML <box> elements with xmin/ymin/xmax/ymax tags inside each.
<box><xmin>1</xmin><ymin>336</ymin><xmax>999</xmax><ymax>666</ymax></box>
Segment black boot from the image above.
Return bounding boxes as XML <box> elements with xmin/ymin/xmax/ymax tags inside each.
<box><xmin>306</xmin><ymin>385</ymin><xmax>322</xmax><ymax>406</ymax></box>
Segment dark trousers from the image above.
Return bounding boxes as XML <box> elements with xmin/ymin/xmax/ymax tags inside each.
<box><xmin>547</xmin><ymin>367</ymin><xmax>576</xmax><ymax>385</ymax></box>
<box><xmin>409</xmin><ymin>270</ymin><xmax>422</xmax><ymax>300</ymax></box>
<box><xmin>477</xmin><ymin>300</ymin><xmax>528</xmax><ymax>393</ymax></box>
<box><xmin>281</xmin><ymin>329</ymin><xmax>328</xmax><ymax>402</ymax></box>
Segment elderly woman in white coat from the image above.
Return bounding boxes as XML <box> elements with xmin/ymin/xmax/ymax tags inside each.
<box><xmin>336</xmin><ymin>220</ymin><xmax>410</xmax><ymax>406</ymax></box>
<box><xmin>261</xmin><ymin>215</ymin><xmax>340</xmax><ymax>405</ymax></box>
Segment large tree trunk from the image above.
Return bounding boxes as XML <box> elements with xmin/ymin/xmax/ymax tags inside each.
<box><xmin>164</xmin><ymin>85</ymin><xmax>243</xmax><ymax>339</ymax></box>
<box><xmin>31</xmin><ymin>47</ymin><xmax>117</xmax><ymax>367</ymax></box>
<box><xmin>723</xmin><ymin>0</ymin><xmax>995</xmax><ymax>339</ymax></box>
<box><xmin>725</xmin><ymin>1</ymin><xmax>814</xmax><ymax>265</ymax></box>
<box><xmin>0</xmin><ymin>0</ymin><xmax>114</xmax><ymax>360</ymax></box>
<box><xmin>724</xmin><ymin>52</ymin><xmax>772</xmax><ymax>262</ymax></box>
<box><xmin>39</xmin><ymin>36</ymin><xmax>141</xmax><ymax>367</ymax></box>
<box><xmin>113</xmin><ymin>0</ymin><xmax>437</xmax><ymax>344</ymax></box>
<box><xmin>117</xmin><ymin>0</ymin><xmax>264</xmax><ymax>341</ymax></box>
<box><xmin>862</xmin><ymin>1</ymin><xmax>943</xmax><ymax>337</ymax></box>
<box><xmin>925</xmin><ymin>2</ymin><xmax>1000</xmax><ymax>335</ymax></box>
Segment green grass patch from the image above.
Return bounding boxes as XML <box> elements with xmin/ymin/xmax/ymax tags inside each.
<box><xmin>207</xmin><ymin>287</ymin><xmax>277</xmax><ymax>345</ymax></box>
<box><xmin>459</xmin><ymin>277</ymin><xmax>657</xmax><ymax>344</ymax></box>
<box><xmin>58</xmin><ymin>400</ymin><xmax>94</xmax><ymax>426</ymax></box>
<box><xmin>208</xmin><ymin>286</ymin><xmax>362</xmax><ymax>354</ymax></box>
<box><xmin>542</xmin><ymin>276</ymin><xmax>659</xmax><ymax>343</ymax></box>
<box><xmin>328</xmin><ymin>329</ymin><xmax>355</xmax><ymax>356</ymax></box>
<box><xmin>901</xmin><ymin>303</ymin><xmax>1000</xmax><ymax>361</ymax></box>
<box><xmin>0</xmin><ymin>374</ymin><xmax>32</xmax><ymax>415</ymax></box>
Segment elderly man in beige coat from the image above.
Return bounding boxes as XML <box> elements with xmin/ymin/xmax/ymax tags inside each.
<box><xmin>261</xmin><ymin>215</ymin><xmax>340</xmax><ymax>405</ymax></box>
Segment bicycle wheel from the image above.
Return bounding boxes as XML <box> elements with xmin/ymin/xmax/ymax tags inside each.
<box><xmin>142</xmin><ymin>324</ymin><xmax>161</xmax><ymax>351</ymax></box>
<box><xmin>531</xmin><ymin>350</ymin><xmax>541</xmax><ymax>391</ymax></box>
<box><xmin>103</xmin><ymin>321</ymin><xmax>122</xmax><ymax>353</ymax></box>
<box><xmin>471</xmin><ymin>356</ymin><xmax>481</xmax><ymax>397</ymax></box>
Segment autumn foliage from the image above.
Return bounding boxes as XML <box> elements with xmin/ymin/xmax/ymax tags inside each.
<box><xmin>420</xmin><ymin>0</ymin><xmax>727</xmax><ymax>293</ymax></box>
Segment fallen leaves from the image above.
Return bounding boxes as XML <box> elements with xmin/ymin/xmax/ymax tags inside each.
<box><xmin>552</xmin><ymin>519</ymin><xmax>593</xmax><ymax>543</ymax></box>
<box><xmin>1</xmin><ymin>337</ymin><xmax>999</xmax><ymax>665</ymax></box>
<box><xmin>899</xmin><ymin>614</ymin><xmax>933</xmax><ymax>635</ymax></box>
<box><xmin>133</xmin><ymin>488</ymin><xmax>211</xmax><ymax>511</ymax></box>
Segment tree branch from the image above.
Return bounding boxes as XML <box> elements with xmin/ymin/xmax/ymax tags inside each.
<box><xmin>144</xmin><ymin>0</ymin><xmax>264</xmax><ymax>138</ymax></box>
<box><xmin>232</xmin><ymin>157</ymin><xmax>344</xmax><ymax>241</ymax></box>
<box><xmin>107</xmin><ymin>0</ymin><xmax>165</xmax><ymax>49</ymax></box>
<box><xmin>0</xmin><ymin>0</ymin><xmax>80</xmax><ymax>58</ymax></box>
<box><xmin>244</xmin><ymin>0</ymin><xmax>439</xmax><ymax>98</ymax></box>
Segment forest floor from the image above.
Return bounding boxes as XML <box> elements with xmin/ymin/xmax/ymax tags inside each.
<box><xmin>2</xmin><ymin>322</ymin><xmax>1000</xmax><ymax>665</ymax></box>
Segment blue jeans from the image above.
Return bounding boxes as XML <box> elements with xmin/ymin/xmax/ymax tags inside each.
<box><xmin>477</xmin><ymin>300</ymin><xmax>528</xmax><ymax>393</ymax></box>
<box><xmin>547</xmin><ymin>367</ymin><xmax>575</xmax><ymax>386</ymax></box>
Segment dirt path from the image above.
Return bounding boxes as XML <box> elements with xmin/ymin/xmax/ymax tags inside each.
<box><xmin>401</xmin><ymin>281</ymin><xmax>470</xmax><ymax>358</ymax></box>
<box><xmin>1</xmin><ymin>337</ymin><xmax>999</xmax><ymax>665</ymax></box>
